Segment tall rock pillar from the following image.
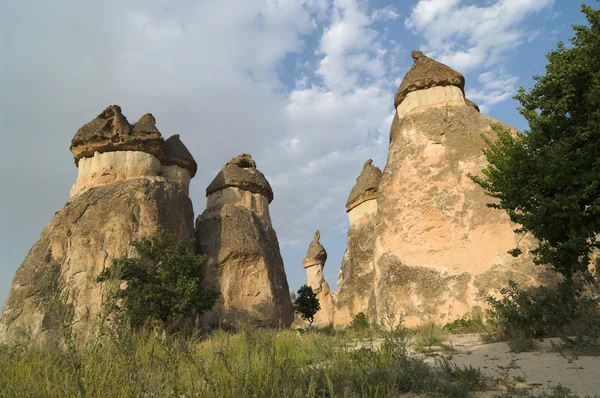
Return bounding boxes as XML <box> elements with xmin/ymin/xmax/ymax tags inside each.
<box><xmin>302</xmin><ymin>231</ymin><xmax>334</xmax><ymax>327</ymax></box>
<box><xmin>371</xmin><ymin>51</ymin><xmax>554</xmax><ymax>327</ymax></box>
<box><xmin>333</xmin><ymin>160</ymin><xmax>381</xmax><ymax>327</ymax></box>
<box><xmin>195</xmin><ymin>154</ymin><xmax>294</xmax><ymax>328</ymax></box>
<box><xmin>0</xmin><ymin>105</ymin><xmax>197</xmax><ymax>344</ymax></box>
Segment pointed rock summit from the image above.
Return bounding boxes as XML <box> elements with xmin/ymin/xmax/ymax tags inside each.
<box><xmin>334</xmin><ymin>51</ymin><xmax>555</xmax><ymax>328</ymax></box>
<box><xmin>302</xmin><ymin>231</ymin><xmax>334</xmax><ymax>327</ymax></box>
<box><xmin>195</xmin><ymin>154</ymin><xmax>293</xmax><ymax>328</ymax></box>
<box><xmin>0</xmin><ymin>106</ymin><xmax>197</xmax><ymax>344</ymax></box>
<box><xmin>305</xmin><ymin>230</ymin><xmax>327</xmax><ymax>264</ymax></box>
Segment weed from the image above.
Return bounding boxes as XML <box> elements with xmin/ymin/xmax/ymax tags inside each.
<box><xmin>443</xmin><ymin>312</ymin><xmax>487</xmax><ymax>334</ymax></box>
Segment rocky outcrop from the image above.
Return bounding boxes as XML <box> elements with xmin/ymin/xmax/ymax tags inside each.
<box><xmin>69</xmin><ymin>106</ymin><xmax>196</xmax><ymax>197</ymax></box>
<box><xmin>195</xmin><ymin>154</ymin><xmax>293</xmax><ymax>328</ymax></box>
<box><xmin>70</xmin><ymin>105</ymin><xmax>164</xmax><ymax>163</ymax></box>
<box><xmin>0</xmin><ymin>105</ymin><xmax>197</xmax><ymax>345</ymax></box>
<box><xmin>369</xmin><ymin>51</ymin><xmax>555</xmax><ymax>327</ymax></box>
<box><xmin>302</xmin><ymin>231</ymin><xmax>334</xmax><ymax>327</ymax></box>
<box><xmin>334</xmin><ymin>160</ymin><xmax>382</xmax><ymax>327</ymax></box>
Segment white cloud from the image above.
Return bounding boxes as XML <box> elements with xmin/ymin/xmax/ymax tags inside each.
<box><xmin>1</xmin><ymin>0</ymin><xmax>400</xmax><ymax>297</ymax></box>
<box><xmin>405</xmin><ymin>0</ymin><xmax>554</xmax><ymax>112</ymax></box>
<box><xmin>466</xmin><ymin>70</ymin><xmax>519</xmax><ymax>113</ymax></box>
<box><xmin>406</xmin><ymin>0</ymin><xmax>554</xmax><ymax>72</ymax></box>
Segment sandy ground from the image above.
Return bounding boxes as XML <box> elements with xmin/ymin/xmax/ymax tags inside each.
<box><xmin>352</xmin><ymin>333</ymin><xmax>600</xmax><ymax>397</ymax></box>
<box><xmin>446</xmin><ymin>334</ymin><xmax>600</xmax><ymax>397</ymax></box>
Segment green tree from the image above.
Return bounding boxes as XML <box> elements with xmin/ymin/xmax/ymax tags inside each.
<box><xmin>96</xmin><ymin>230</ymin><xmax>218</xmax><ymax>328</ymax></box>
<box><xmin>471</xmin><ymin>3</ymin><xmax>600</xmax><ymax>278</ymax></box>
<box><xmin>293</xmin><ymin>285</ymin><xmax>320</xmax><ymax>325</ymax></box>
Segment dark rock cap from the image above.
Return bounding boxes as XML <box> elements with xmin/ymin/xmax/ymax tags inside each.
<box><xmin>206</xmin><ymin>154</ymin><xmax>274</xmax><ymax>202</ymax></box>
<box><xmin>163</xmin><ymin>134</ymin><xmax>198</xmax><ymax>177</ymax></box>
<box><xmin>394</xmin><ymin>50</ymin><xmax>466</xmax><ymax>109</ymax></box>
<box><xmin>464</xmin><ymin>97</ymin><xmax>480</xmax><ymax>113</ymax></box>
<box><xmin>346</xmin><ymin>159</ymin><xmax>382</xmax><ymax>212</ymax></box>
<box><xmin>304</xmin><ymin>230</ymin><xmax>327</xmax><ymax>266</ymax></box>
<box><xmin>70</xmin><ymin>105</ymin><xmax>164</xmax><ymax>164</ymax></box>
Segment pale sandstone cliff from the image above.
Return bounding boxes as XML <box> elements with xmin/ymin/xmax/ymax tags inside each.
<box><xmin>195</xmin><ymin>154</ymin><xmax>294</xmax><ymax>328</ymax></box>
<box><xmin>370</xmin><ymin>51</ymin><xmax>556</xmax><ymax>327</ymax></box>
<box><xmin>0</xmin><ymin>105</ymin><xmax>197</xmax><ymax>344</ymax></box>
<box><xmin>302</xmin><ymin>231</ymin><xmax>334</xmax><ymax>327</ymax></box>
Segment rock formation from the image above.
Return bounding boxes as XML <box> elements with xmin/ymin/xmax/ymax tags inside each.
<box><xmin>195</xmin><ymin>154</ymin><xmax>294</xmax><ymax>328</ymax></box>
<box><xmin>0</xmin><ymin>105</ymin><xmax>197</xmax><ymax>344</ymax></box>
<box><xmin>302</xmin><ymin>231</ymin><xmax>334</xmax><ymax>327</ymax></box>
<box><xmin>371</xmin><ymin>50</ymin><xmax>555</xmax><ymax>326</ymax></box>
<box><xmin>334</xmin><ymin>51</ymin><xmax>555</xmax><ymax>328</ymax></box>
<box><xmin>334</xmin><ymin>160</ymin><xmax>382</xmax><ymax>327</ymax></box>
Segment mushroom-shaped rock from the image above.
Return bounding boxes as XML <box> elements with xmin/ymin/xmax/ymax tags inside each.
<box><xmin>1</xmin><ymin>105</ymin><xmax>197</xmax><ymax>345</ymax></box>
<box><xmin>394</xmin><ymin>50</ymin><xmax>465</xmax><ymax>108</ymax></box>
<box><xmin>364</xmin><ymin>49</ymin><xmax>557</xmax><ymax>329</ymax></box>
<box><xmin>196</xmin><ymin>153</ymin><xmax>293</xmax><ymax>328</ymax></box>
<box><xmin>163</xmin><ymin>134</ymin><xmax>198</xmax><ymax>177</ymax></box>
<box><xmin>70</xmin><ymin>105</ymin><xmax>164</xmax><ymax>164</ymax></box>
<box><xmin>345</xmin><ymin>160</ymin><xmax>383</xmax><ymax>212</ymax></box>
<box><xmin>206</xmin><ymin>154</ymin><xmax>274</xmax><ymax>202</ymax></box>
<box><xmin>303</xmin><ymin>230</ymin><xmax>327</xmax><ymax>267</ymax></box>
<box><xmin>301</xmin><ymin>230</ymin><xmax>334</xmax><ymax>327</ymax></box>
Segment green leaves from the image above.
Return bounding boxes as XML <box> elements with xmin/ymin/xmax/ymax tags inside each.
<box><xmin>96</xmin><ymin>230</ymin><xmax>218</xmax><ymax>328</ymax></box>
<box><xmin>293</xmin><ymin>285</ymin><xmax>320</xmax><ymax>325</ymax></box>
<box><xmin>471</xmin><ymin>4</ymin><xmax>600</xmax><ymax>278</ymax></box>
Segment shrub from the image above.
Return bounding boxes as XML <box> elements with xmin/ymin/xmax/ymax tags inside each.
<box><xmin>96</xmin><ymin>230</ymin><xmax>218</xmax><ymax>330</ymax></box>
<box><xmin>293</xmin><ymin>285</ymin><xmax>320</xmax><ymax>325</ymax></box>
<box><xmin>348</xmin><ymin>312</ymin><xmax>370</xmax><ymax>330</ymax></box>
<box><xmin>486</xmin><ymin>280</ymin><xmax>600</xmax><ymax>340</ymax></box>
<box><xmin>443</xmin><ymin>313</ymin><xmax>486</xmax><ymax>334</ymax></box>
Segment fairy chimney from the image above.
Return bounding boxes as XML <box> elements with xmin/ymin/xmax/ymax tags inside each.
<box><xmin>302</xmin><ymin>230</ymin><xmax>334</xmax><ymax>327</ymax></box>
<box><xmin>195</xmin><ymin>154</ymin><xmax>294</xmax><ymax>328</ymax></box>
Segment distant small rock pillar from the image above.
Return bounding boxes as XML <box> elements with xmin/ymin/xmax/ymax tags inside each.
<box><xmin>302</xmin><ymin>231</ymin><xmax>334</xmax><ymax>327</ymax></box>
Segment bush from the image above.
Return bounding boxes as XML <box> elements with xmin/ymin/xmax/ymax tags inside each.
<box><xmin>486</xmin><ymin>280</ymin><xmax>600</xmax><ymax>340</ymax></box>
<box><xmin>348</xmin><ymin>312</ymin><xmax>370</xmax><ymax>330</ymax></box>
<box><xmin>443</xmin><ymin>313</ymin><xmax>486</xmax><ymax>334</ymax></box>
<box><xmin>96</xmin><ymin>230</ymin><xmax>218</xmax><ymax>330</ymax></box>
<box><xmin>293</xmin><ymin>285</ymin><xmax>320</xmax><ymax>325</ymax></box>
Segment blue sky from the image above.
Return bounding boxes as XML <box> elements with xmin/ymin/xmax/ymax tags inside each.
<box><xmin>0</xmin><ymin>0</ymin><xmax>591</xmax><ymax>305</ymax></box>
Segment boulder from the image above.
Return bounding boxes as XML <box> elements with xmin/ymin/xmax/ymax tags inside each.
<box><xmin>195</xmin><ymin>154</ymin><xmax>293</xmax><ymax>328</ymax></box>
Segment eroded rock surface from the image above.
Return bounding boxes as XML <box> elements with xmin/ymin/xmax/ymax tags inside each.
<box><xmin>195</xmin><ymin>154</ymin><xmax>293</xmax><ymax>328</ymax></box>
<box><xmin>334</xmin><ymin>160</ymin><xmax>382</xmax><ymax>327</ymax></box>
<box><xmin>70</xmin><ymin>106</ymin><xmax>164</xmax><ymax>163</ymax></box>
<box><xmin>302</xmin><ymin>231</ymin><xmax>334</xmax><ymax>327</ymax></box>
<box><xmin>0</xmin><ymin>106</ymin><xmax>196</xmax><ymax>344</ymax></box>
<box><xmin>371</xmin><ymin>51</ymin><xmax>556</xmax><ymax>326</ymax></box>
<box><xmin>69</xmin><ymin>106</ymin><xmax>195</xmax><ymax>197</ymax></box>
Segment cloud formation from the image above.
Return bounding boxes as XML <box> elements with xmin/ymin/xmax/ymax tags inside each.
<box><xmin>1</xmin><ymin>0</ymin><xmax>561</xmax><ymax>302</ymax></box>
